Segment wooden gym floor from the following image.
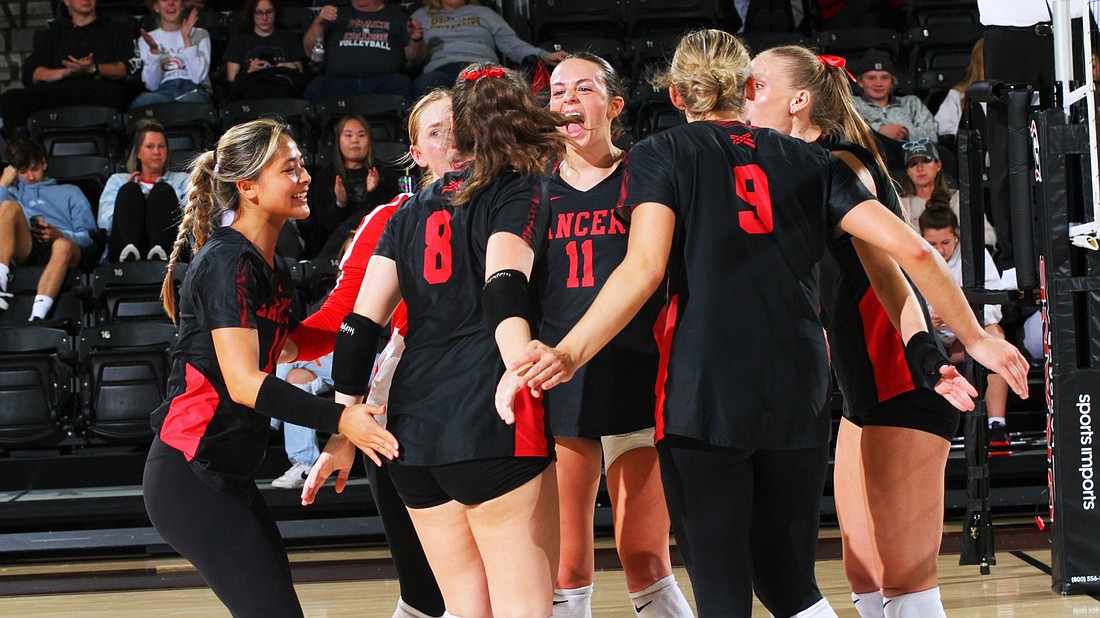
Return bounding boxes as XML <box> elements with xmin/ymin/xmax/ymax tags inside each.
<box><xmin>1</xmin><ymin>523</ymin><xmax>1097</xmax><ymax>617</ymax></box>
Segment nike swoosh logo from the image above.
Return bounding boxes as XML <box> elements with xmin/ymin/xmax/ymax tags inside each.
<box><xmin>550</xmin><ymin>195</ymin><xmax>564</xmax><ymax>200</ymax></box>
<box><xmin>553</xmin><ymin>600</ymin><xmax>568</xmax><ymax>605</ymax></box>
<box><xmin>884</xmin><ymin>599</ymin><xmax>894</xmax><ymax>606</ymax></box>
<box><xmin>635</xmin><ymin>600</ymin><xmax>654</xmax><ymax>612</ymax></box>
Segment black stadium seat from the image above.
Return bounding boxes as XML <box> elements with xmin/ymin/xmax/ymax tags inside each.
<box><xmin>79</xmin><ymin>321</ymin><xmax>177</xmax><ymax>443</ymax></box>
<box><xmin>314</xmin><ymin>94</ymin><xmax>409</xmax><ymax>145</ymax></box>
<box><xmin>28</xmin><ymin>105</ymin><xmax>123</xmax><ymax>161</ymax></box>
<box><xmin>0</xmin><ymin>325</ymin><xmax>75</xmax><ymax>446</ymax></box>
<box><xmin>88</xmin><ymin>261</ymin><xmax>186</xmax><ymax>325</ymax></box>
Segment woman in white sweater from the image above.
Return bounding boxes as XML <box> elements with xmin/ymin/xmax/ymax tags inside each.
<box><xmin>411</xmin><ymin>0</ymin><xmax>566</xmax><ymax>96</ymax></box>
<box><xmin>132</xmin><ymin>0</ymin><xmax>212</xmax><ymax>108</ymax></box>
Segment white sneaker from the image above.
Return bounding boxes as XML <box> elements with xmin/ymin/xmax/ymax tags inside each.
<box><xmin>271</xmin><ymin>463</ymin><xmax>312</xmax><ymax>489</ymax></box>
<box><xmin>119</xmin><ymin>244</ymin><xmax>141</xmax><ymax>262</ymax></box>
<box><xmin>146</xmin><ymin>245</ymin><xmax>168</xmax><ymax>261</ymax></box>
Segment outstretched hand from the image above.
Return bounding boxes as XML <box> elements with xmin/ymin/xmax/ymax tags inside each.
<box><xmin>933</xmin><ymin>364</ymin><xmax>978</xmax><ymax>411</ymax></box>
<box><xmin>965</xmin><ymin>335</ymin><xmax>1031</xmax><ymax>399</ymax></box>
<box><xmin>301</xmin><ymin>434</ymin><xmax>356</xmax><ymax>506</ymax></box>
<box><xmin>509</xmin><ymin>339</ymin><xmax>576</xmax><ymax>392</ymax></box>
<box><xmin>337</xmin><ymin>403</ymin><xmax>399</xmax><ymax>465</ymax></box>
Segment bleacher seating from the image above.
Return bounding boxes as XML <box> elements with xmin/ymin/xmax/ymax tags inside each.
<box><xmin>0</xmin><ymin>325</ymin><xmax>75</xmax><ymax>446</ymax></box>
<box><xmin>315</xmin><ymin>94</ymin><xmax>410</xmax><ymax>145</ymax></box>
<box><xmin>45</xmin><ymin>155</ymin><xmax>114</xmax><ymax>212</ymax></box>
<box><xmin>0</xmin><ymin>266</ymin><xmax>83</xmax><ymax>331</ymax></box>
<box><xmin>29</xmin><ymin>106</ymin><xmax>124</xmax><ymax>161</ymax></box>
<box><xmin>530</xmin><ymin>0</ymin><xmax>623</xmax><ymax>41</ymax></box>
<box><xmin>87</xmin><ymin>261</ymin><xmax>183</xmax><ymax>325</ymax></box>
<box><xmin>126</xmin><ymin>103</ymin><xmax>220</xmax><ymax>153</ymax></box>
<box><xmin>79</xmin><ymin>320</ymin><xmax>176</xmax><ymax>442</ymax></box>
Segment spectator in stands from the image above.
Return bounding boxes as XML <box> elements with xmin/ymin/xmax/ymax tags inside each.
<box><xmin>0</xmin><ymin>0</ymin><xmax>136</xmax><ymax>133</ymax></box>
<box><xmin>133</xmin><ymin>0</ymin><xmax>213</xmax><ymax>108</ymax></box>
<box><xmin>302</xmin><ymin>0</ymin><xmax>427</xmax><ymax>105</ymax></box>
<box><xmin>270</xmin><ymin>356</ymin><xmax>332</xmax><ymax>488</ymax></box>
<box><xmin>0</xmin><ymin>137</ymin><xmax>97</xmax><ymax>319</ymax></box>
<box><xmin>98</xmin><ymin>120</ymin><xmax>190</xmax><ymax>263</ymax></box>
<box><xmin>851</xmin><ymin>48</ymin><xmax>938</xmax><ymax>171</ymax></box>
<box><xmin>301</xmin><ymin>114</ymin><xmax>400</xmax><ymax>258</ymax></box>
<box><xmin>934</xmin><ymin>38</ymin><xmax>985</xmax><ymax>139</ymax></box>
<box><xmin>919</xmin><ymin>205</ymin><xmax>1014</xmax><ymax>450</ymax></box>
<box><xmin>224</xmin><ymin>0</ymin><xmax>308</xmax><ymax>101</ymax></box>
<box><xmin>410</xmin><ymin>0</ymin><xmax>567</xmax><ymax>97</ymax></box>
<box><xmin>900</xmin><ymin>138</ymin><xmax>996</xmax><ymax>246</ymax></box>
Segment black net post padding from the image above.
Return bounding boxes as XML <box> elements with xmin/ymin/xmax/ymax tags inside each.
<box><xmin>957</xmin><ymin>99</ymin><xmax>985</xmax><ymax>291</ymax></box>
<box><xmin>1007</xmin><ymin>88</ymin><xmax>1038</xmax><ymax>289</ymax></box>
<box><xmin>959</xmin><ymin>359</ymin><xmax>996</xmax><ymax>574</ymax></box>
<box><xmin>1032</xmin><ymin>109</ymin><xmax>1100</xmax><ymax>596</ymax></box>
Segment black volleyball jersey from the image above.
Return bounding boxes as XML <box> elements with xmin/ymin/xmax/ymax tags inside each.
<box><xmin>374</xmin><ymin>167</ymin><xmax>554</xmax><ymax>466</ymax></box>
<box><xmin>817</xmin><ymin>135</ymin><xmax>944</xmax><ymax>417</ymax></box>
<box><xmin>152</xmin><ymin>226</ymin><xmax>298</xmax><ymax>480</ymax></box>
<box><xmin>620</xmin><ymin>120</ymin><xmax>875</xmax><ymax>450</ymax></box>
<box><xmin>538</xmin><ymin>161</ymin><xmax>664</xmax><ymax>438</ymax></box>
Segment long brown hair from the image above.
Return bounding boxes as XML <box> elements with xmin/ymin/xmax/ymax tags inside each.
<box><xmin>762</xmin><ymin>45</ymin><xmax>891</xmax><ymax>178</ymax></box>
<box><xmin>449</xmin><ymin>63</ymin><xmax>568</xmax><ymax>206</ymax></box>
<box><xmin>126</xmin><ymin>119</ymin><xmax>169</xmax><ymax>175</ymax></box>
<box><xmin>953</xmin><ymin>38</ymin><xmax>984</xmax><ymax>94</ymax></box>
<box><xmin>651</xmin><ymin>29</ymin><xmax>753</xmax><ymax>118</ymax></box>
<box><xmin>161</xmin><ymin>118</ymin><xmax>291</xmax><ymax>321</ymax></box>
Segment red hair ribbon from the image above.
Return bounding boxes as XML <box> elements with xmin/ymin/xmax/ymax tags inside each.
<box><xmin>817</xmin><ymin>55</ymin><xmax>856</xmax><ymax>83</ymax></box>
<box><xmin>462</xmin><ymin>67</ymin><xmax>505</xmax><ymax>81</ymax></box>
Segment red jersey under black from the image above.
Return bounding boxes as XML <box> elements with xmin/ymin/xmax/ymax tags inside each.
<box><xmin>151</xmin><ymin>227</ymin><xmax>306</xmax><ymax>481</ymax></box>
<box><xmin>539</xmin><ymin>161</ymin><xmax>663</xmax><ymax>439</ymax></box>
<box><xmin>620</xmin><ymin>121</ymin><xmax>875</xmax><ymax>450</ymax></box>
<box><xmin>817</xmin><ymin>135</ymin><xmax>950</xmax><ymax>418</ymax></box>
<box><xmin>289</xmin><ymin>194</ymin><xmax>410</xmax><ymax>360</ymax></box>
<box><xmin>373</xmin><ymin>167</ymin><xmax>554</xmax><ymax>466</ymax></box>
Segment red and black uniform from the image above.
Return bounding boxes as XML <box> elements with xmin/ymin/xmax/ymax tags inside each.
<box><xmin>373</xmin><ymin>167</ymin><xmax>554</xmax><ymax>507</ymax></box>
<box><xmin>286</xmin><ymin>194</ymin><xmax>445</xmax><ymax>616</ymax></box>
<box><xmin>619</xmin><ymin>121</ymin><xmax>875</xmax><ymax>618</ymax></box>
<box><xmin>818</xmin><ymin>135</ymin><xmax>959</xmax><ymax>441</ymax></box>
<box><xmin>539</xmin><ymin>162</ymin><xmax>662</xmax><ymax>439</ymax></box>
<box><xmin>143</xmin><ymin>226</ymin><xmax>319</xmax><ymax>618</ymax></box>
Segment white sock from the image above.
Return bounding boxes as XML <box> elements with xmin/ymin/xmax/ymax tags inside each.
<box><xmin>883</xmin><ymin>588</ymin><xmax>945</xmax><ymax>618</ymax></box>
<box><xmin>989</xmin><ymin>418</ymin><xmax>1005</xmax><ymax>428</ymax></box>
<box><xmin>852</xmin><ymin>591</ymin><xmax>886</xmax><ymax>618</ymax></box>
<box><xmin>791</xmin><ymin>597</ymin><xmax>838</xmax><ymax>617</ymax></box>
<box><xmin>0</xmin><ymin>262</ymin><xmax>9</xmax><ymax>291</ymax></box>
<box><xmin>552</xmin><ymin>584</ymin><xmax>593</xmax><ymax>618</ymax></box>
<box><xmin>392</xmin><ymin>597</ymin><xmax>444</xmax><ymax>618</ymax></box>
<box><xmin>629</xmin><ymin>574</ymin><xmax>693</xmax><ymax>616</ymax></box>
<box><xmin>30</xmin><ymin>294</ymin><xmax>53</xmax><ymax>320</ymax></box>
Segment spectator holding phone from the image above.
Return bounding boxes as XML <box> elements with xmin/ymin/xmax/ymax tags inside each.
<box><xmin>0</xmin><ymin>136</ymin><xmax>97</xmax><ymax>319</ymax></box>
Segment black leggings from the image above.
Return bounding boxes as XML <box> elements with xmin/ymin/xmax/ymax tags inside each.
<box><xmin>143</xmin><ymin>438</ymin><xmax>303</xmax><ymax>618</ymax></box>
<box><xmin>108</xmin><ymin>182</ymin><xmax>181</xmax><ymax>262</ymax></box>
<box><xmin>657</xmin><ymin>435</ymin><xmax>831</xmax><ymax>618</ymax></box>
<box><xmin>365</xmin><ymin>457</ymin><xmax>446</xmax><ymax>616</ymax></box>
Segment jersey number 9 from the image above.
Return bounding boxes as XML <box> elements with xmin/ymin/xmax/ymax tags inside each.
<box><xmin>733</xmin><ymin>164</ymin><xmax>773</xmax><ymax>235</ymax></box>
<box><xmin>423</xmin><ymin>210</ymin><xmax>453</xmax><ymax>284</ymax></box>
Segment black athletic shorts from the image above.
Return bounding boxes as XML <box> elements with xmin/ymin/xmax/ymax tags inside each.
<box><xmin>388</xmin><ymin>457</ymin><xmax>553</xmax><ymax>509</ymax></box>
<box><xmin>23</xmin><ymin>238</ymin><xmax>52</xmax><ymax>266</ymax></box>
<box><xmin>853</xmin><ymin>387</ymin><xmax>961</xmax><ymax>441</ymax></box>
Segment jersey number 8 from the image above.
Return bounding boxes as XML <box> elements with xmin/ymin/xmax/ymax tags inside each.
<box><xmin>423</xmin><ymin>210</ymin><xmax>453</xmax><ymax>284</ymax></box>
<box><xmin>733</xmin><ymin>164</ymin><xmax>773</xmax><ymax>235</ymax></box>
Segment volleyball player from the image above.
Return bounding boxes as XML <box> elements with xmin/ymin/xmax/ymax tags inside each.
<box><xmin>747</xmin><ymin>46</ymin><xmax>978</xmax><ymax>618</ymax></box>
<box><xmin>288</xmin><ymin>90</ymin><xmax>460</xmax><ymax>618</ymax></box>
<box><xmin>330</xmin><ymin>64</ymin><xmax>568</xmax><ymax>616</ymax></box>
<box><xmin>543</xmin><ymin>53</ymin><xmax>691</xmax><ymax>617</ymax></box>
<box><xmin>506</xmin><ymin>30</ymin><xmax>1030</xmax><ymax>618</ymax></box>
<box><xmin>143</xmin><ymin>119</ymin><xmax>398</xmax><ymax>617</ymax></box>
